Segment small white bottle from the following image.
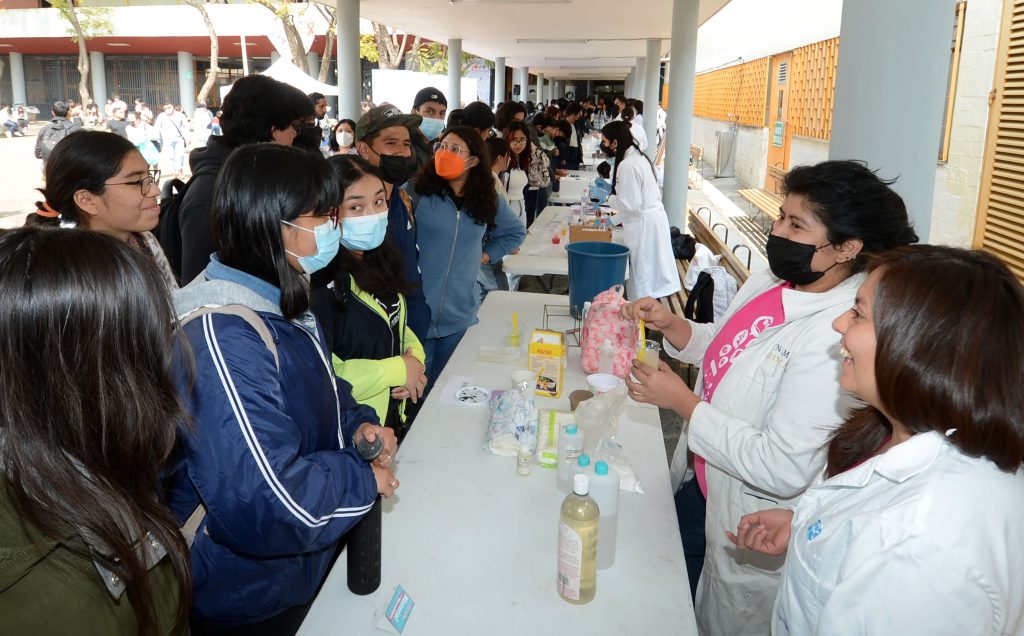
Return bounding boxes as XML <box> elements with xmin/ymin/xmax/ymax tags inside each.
<box><xmin>557</xmin><ymin>474</ymin><xmax>599</xmax><ymax>604</ymax></box>
<box><xmin>556</xmin><ymin>424</ymin><xmax>584</xmax><ymax>493</ymax></box>
<box><xmin>598</xmin><ymin>339</ymin><xmax>615</xmax><ymax>375</ymax></box>
<box><xmin>590</xmin><ymin>461</ymin><xmax>620</xmax><ymax>569</ymax></box>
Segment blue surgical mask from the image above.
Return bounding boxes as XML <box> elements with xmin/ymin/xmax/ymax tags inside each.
<box><xmin>420</xmin><ymin>117</ymin><xmax>445</xmax><ymax>140</ymax></box>
<box><xmin>340</xmin><ymin>211</ymin><xmax>388</xmax><ymax>251</ymax></box>
<box><xmin>282</xmin><ymin>218</ymin><xmax>341</xmax><ymax>274</ymax></box>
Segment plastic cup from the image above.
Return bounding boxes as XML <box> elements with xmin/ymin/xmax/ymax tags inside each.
<box><xmin>587</xmin><ymin>373</ymin><xmax>622</xmax><ymax>395</ymax></box>
<box><xmin>640</xmin><ymin>339</ymin><xmax>661</xmax><ymax>364</ymax></box>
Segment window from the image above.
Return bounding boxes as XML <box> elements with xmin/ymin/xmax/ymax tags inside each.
<box><xmin>938</xmin><ymin>2</ymin><xmax>966</xmax><ymax>162</ymax></box>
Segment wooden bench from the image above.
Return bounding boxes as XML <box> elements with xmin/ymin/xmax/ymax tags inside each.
<box><xmin>738</xmin><ymin>164</ymin><xmax>787</xmax><ymax>231</ymax></box>
<box><xmin>688</xmin><ymin>144</ymin><xmax>704</xmax><ymax>188</ymax></box>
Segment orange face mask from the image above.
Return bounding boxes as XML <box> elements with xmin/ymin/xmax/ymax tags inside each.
<box><xmin>434</xmin><ymin>149</ymin><xmax>466</xmax><ymax>180</ymax></box>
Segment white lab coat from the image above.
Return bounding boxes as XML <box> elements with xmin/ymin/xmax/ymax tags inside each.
<box><xmin>628</xmin><ymin>120</ymin><xmax>648</xmax><ymax>152</ymax></box>
<box><xmin>776</xmin><ymin>431</ymin><xmax>1024</xmax><ymax>635</ymax></box>
<box><xmin>605</xmin><ymin>147</ymin><xmax>680</xmax><ymax>301</ymax></box>
<box><xmin>664</xmin><ymin>271</ymin><xmax>863</xmax><ymax>635</ymax></box>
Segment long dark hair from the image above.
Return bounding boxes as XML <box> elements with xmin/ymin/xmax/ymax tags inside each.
<box><xmin>495</xmin><ymin>101</ymin><xmax>526</xmax><ymax>132</ymax></box>
<box><xmin>28</xmin><ymin>130</ymin><xmax>138</xmax><ymax>227</ymax></box>
<box><xmin>602</xmin><ymin>120</ymin><xmax>654</xmax><ymax>192</ymax></box>
<box><xmin>330</xmin><ymin>118</ymin><xmax>357</xmax><ymax>153</ymax></box>
<box><xmin>784</xmin><ymin>161</ymin><xmax>919</xmax><ymax>273</ymax></box>
<box><xmin>0</xmin><ymin>227</ymin><xmax>191</xmax><ymax>634</ymax></box>
<box><xmin>326</xmin><ymin>155</ymin><xmax>411</xmax><ymax>297</ymax></box>
<box><xmin>826</xmin><ymin>246</ymin><xmax>1024</xmax><ymax>476</ymax></box>
<box><xmin>212</xmin><ymin>143</ymin><xmax>340</xmax><ymax>320</ymax></box>
<box><xmin>499</xmin><ymin>120</ymin><xmax>532</xmax><ymax>171</ymax></box>
<box><xmin>413</xmin><ymin>126</ymin><xmax>498</xmax><ymax>228</ymax></box>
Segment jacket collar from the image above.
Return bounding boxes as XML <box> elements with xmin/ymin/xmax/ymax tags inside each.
<box><xmin>779</xmin><ymin>272</ymin><xmax>865</xmax><ymax>322</ymax></box>
<box><xmin>206</xmin><ymin>254</ymin><xmax>281</xmax><ymax>307</ymax></box>
<box><xmin>820</xmin><ymin>430</ymin><xmax>947</xmax><ymax>489</ymax></box>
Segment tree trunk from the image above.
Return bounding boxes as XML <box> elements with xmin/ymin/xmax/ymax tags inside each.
<box><xmin>188</xmin><ymin>0</ymin><xmax>219</xmax><ymax>105</ymax></box>
<box><xmin>373</xmin><ymin>21</ymin><xmax>403</xmax><ymax>70</ymax></box>
<box><xmin>281</xmin><ymin>13</ymin><xmax>308</xmax><ymax>73</ymax></box>
<box><xmin>319</xmin><ymin>14</ymin><xmax>335</xmax><ymax>84</ymax></box>
<box><xmin>406</xmin><ymin>36</ymin><xmax>421</xmax><ymax>72</ymax></box>
<box><xmin>64</xmin><ymin>3</ymin><xmax>91</xmax><ymax>103</ymax></box>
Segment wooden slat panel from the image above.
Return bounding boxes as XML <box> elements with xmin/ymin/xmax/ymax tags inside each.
<box><xmin>975</xmin><ymin>0</ymin><xmax>1024</xmax><ymax>280</ymax></box>
<box><xmin>788</xmin><ymin>37</ymin><xmax>839</xmax><ymax>141</ymax></box>
<box><xmin>692</xmin><ymin>57</ymin><xmax>769</xmax><ymax>127</ymax></box>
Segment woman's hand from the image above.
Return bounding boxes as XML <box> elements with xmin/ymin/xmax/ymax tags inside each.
<box><xmin>726</xmin><ymin>509</ymin><xmax>794</xmax><ymax>556</ymax></box>
<box><xmin>619</xmin><ymin>297</ymin><xmax>674</xmax><ymax>331</ymax></box>
<box><xmin>626</xmin><ymin>359</ymin><xmax>700</xmax><ymax>418</ymax></box>
<box><xmin>399</xmin><ymin>348</ymin><xmax>427</xmax><ymax>404</ymax></box>
<box><xmin>356</xmin><ymin>423</ymin><xmax>398</xmax><ymax>470</ymax></box>
<box><xmin>371</xmin><ymin>463</ymin><xmax>399</xmax><ymax>498</ymax></box>
<box><xmin>481</xmin><ymin>252</ymin><xmax>491</xmax><ymax>265</ymax></box>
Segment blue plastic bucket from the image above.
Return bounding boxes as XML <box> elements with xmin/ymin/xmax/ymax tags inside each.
<box><xmin>566</xmin><ymin>241</ymin><xmax>630</xmax><ymax>318</ymax></box>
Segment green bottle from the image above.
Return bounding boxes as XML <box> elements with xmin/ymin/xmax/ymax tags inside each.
<box><xmin>557</xmin><ymin>474</ymin><xmax>599</xmax><ymax>604</ymax></box>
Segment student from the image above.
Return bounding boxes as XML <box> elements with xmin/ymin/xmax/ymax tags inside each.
<box><xmin>34</xmin><ymin>100</ymin><xmax>81</xmax><ymax>167</ymax></box>
<box><xmin>499</xmin><ymin>122</ymin><xmax>530</xmax><ymax>222</ymax></box>
<box><xmin>730</xmin><ymin>245</ymin><xmax>1024</xmax><ymax>635</ymax></box>
<box><xmin>410</xmin><ymin>87</ymin><xmax>447</xmax><ymax>170</ymax></box>
<box><xmin>485</xmin><ymin>136</ymin><xmax>512</xmax><ymax>203</ymax></box>
<box><xmin>166</xmin><ymin>144</ymin><xmax>399</xmax><ymax>635</ymax></box>
<box><xmin>549</xmin><ymin>119</ymin><xmax>572</xmax><ymax>171</ymax></box>
<box><xmin>597</xmin><ymin>121</ymin><xmax>677</xmax><ymax>301</ymax></box>
<box><xmin>354</xmin><ymin>104</ymin><xmax>431</xmax><ymax>342</ymax></box>
<box><xmin>329</xmin><ymin>118</ymin><xmax>358</xmax><ymax>155</ymax></box>
<box><xmin>26</xmin><ymin>130</ymin><xmax>176</xmax><ymax>289</ymax></box>
<box><xmin>461</xmin><ymin>101</ymin><xmax>497</xmax><ymax>140</ymax></box>
<box><xmin>409</xmin><ymin>126</ymin><xmax>526</xmax><ymax>389</ymax></box>
<box><xmin>495</xmin><ymin>100</ymin><xmax>526</xmax><ymax>133</ymax></box>
<box><xmin>620</xmin><ymin>160</ymin><xmax>918</xmax><ymax>634</ymax></box>
<box><xmin>0</xmin><ymin>227</ymin><xmax>191</xmax><ymax>635</ymax></box>
<box><xmin>620</xmin><ymin>106</ymin><xmax>648</xmax><ymax>152</ymax></box>
<box><xmin>311</xmin><ymin>156</ymin><xmax>427</xmax><ymax>445</ymax></box>
<box><xmin>524</xmin><ymin>114</ymin><xmax>553</xmax><ymax>225</ymax></box>
<box><xmin>562</xmin><ymin>102</ymin><xmax>584</xmax><ymax>169</ymax></box>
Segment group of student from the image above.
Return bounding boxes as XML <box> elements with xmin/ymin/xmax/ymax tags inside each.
<box><xmin>2</xmin><ymin>73</ymin><xmax>1023</xmax><ymax>636</ymax></box>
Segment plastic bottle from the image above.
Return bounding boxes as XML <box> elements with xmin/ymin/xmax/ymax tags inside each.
<box><xmin>517</xmin><ymin>440</ymin><xmax>532</xmax><ymax>476</ymax></box>
<box><xmin>580</xmin><ymin>186</ymin><xmax>590</xmax><ymax>210</ymax></box>
<box><xmin>557</xmin><ymin>474</ymin><xmax>599</xmax><ymax>605</ymax></box>
<box><xmin>573</xmin><ymin>453</ymin><xmax>592</xmax><ymax>484</ymax></box>
<box><xmin>598</xmin><ymin>339</ymin><xmax>615</xmax><ymax>375</ymax></box>
<box><xmin>556</xmin><ymin>424</ymin><xmax>584</xmax><ymax>492</ymax></box>
<box><xmin>590</xmin><ymin>461</ymin><xmax>620</xmax><ymax>569</ymax></box>
<box><xmin>347</xmin><ymin>435</ymin><xmax>384</xmax><ymax>595</ymax></box>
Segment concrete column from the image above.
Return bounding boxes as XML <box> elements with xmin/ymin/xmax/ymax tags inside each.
<box><xmin>177</xmin><ymin>51</ymin><xmax>195</xmax><ymax>113</ymax></box>
<box><xmin>624</xmin><ymin>69</ymin><xmax>633</xmax><ymax>98</ymax></box>
<box><xmin>515</xmin><ymin>66</ymin><xmax>529</xmax><ymax>102</ymax></box>
<box><xmin>553</xmin><ymin>79</ymin><xmax>562</xmax><ymax>99</ymax></box>
<box><xmin>643</xmin><ymin>39</ymin><xmax>661</xmax><ymax>152</ymax></box>
<box><xmin>447</xmin><ymin>38</ymin><xmax>462</xmax><ymax>108</ymax></box>
<box><xmin>335</xmin><ymin>0</ymin><xmax>360</xmax><ymax>120</ymax></box>
<box><xmin>535</xmin><ymin>72</ymin><xmax>544</xmax><ymax>106</ymax></box>
<box><xmin>8</xmin><ymin>52</ymin><xmax>26</xmax><ymax>106</ymax></box>
<box><xmin>662</xmin><ymin>0</ymin><xmax>699</xmax><ymax>229</ymax></box>
<box><xmin>494</xmin><ymin>57</ymin><xmax>506</xmax><ymax>106</ymax></box>
<box><xmin>634</xmin><ymin>56</ymin><xmax>647</xmax><ymax>99</ymax></box>
<box><xmin>89</xmin><ymin>51</ymin><xmax>107</xmax><ymax>106</ymax></box>
<box><xmin>307</xmin><ymin>52</ymin><xmax>320</xmax><ymax>79</ymax></box>
<box><xmin>585</xmin><ymin>80</ymin><xmax>593</xmax><ymax>99</ymax></box>
<box><xmin>829</xmin><ymin>0</ymin><xmax>953</xmax><ymax>239</ymax></box>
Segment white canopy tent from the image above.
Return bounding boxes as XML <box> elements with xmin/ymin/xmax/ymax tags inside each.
<box><xmin>261</xmin><ymin>57</ymin><xmax>338</xmax><ymax>95</ymax></box>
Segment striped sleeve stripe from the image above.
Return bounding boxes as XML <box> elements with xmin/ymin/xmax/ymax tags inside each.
<box><xmin>202</xmin><ymin>314</ymin><xmax>374</xmax><ymax>526</ymax></box>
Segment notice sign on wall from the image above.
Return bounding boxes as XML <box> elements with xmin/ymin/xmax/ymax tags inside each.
<box><xmin>773</xmin><ymin>121</ymin><xmax>784</xmax><ymax>147</ymax></box>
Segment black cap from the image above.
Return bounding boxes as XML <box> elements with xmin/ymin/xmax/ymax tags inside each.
<box><xmin>413</xmin><ymin>87</ymin><xmax>447</xmax><ymax>110</ymax></box>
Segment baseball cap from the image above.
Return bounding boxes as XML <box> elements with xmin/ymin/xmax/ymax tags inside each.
<box><xmin>412</xmin><ymin>87</ymin><xmax>448</xmax><ymax>110</ymax></box>
<box><xmin>355</xmin><ymin>103</ymin><xmax>423</xmax><ymax>141</ymax></box>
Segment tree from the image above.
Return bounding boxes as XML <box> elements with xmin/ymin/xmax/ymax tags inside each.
<box><xmin>313</xmin><ymin>3</ymin><xmax>336</xmax><ymax>84</ymax></box>
<box><xmin>371</xmin><ymin>21</ymin><xmax>408</xmax><ymax>70</ymax></box>
<box><xmin>360</xmin><ymin>34</ymin><xmax>379</xmax><ymax>63</ymax></box>
<box><xmin>50</xmin><ymin>0</ymin><xmax>111</xmax><ymax>105</ymax></box>
<box><xmin>187</xmin><ymin>0</ymin><xmax>219</xmax><ymax>105</ymax></box>
<box><xmin>249</xmin><ymin>0</ymin><xmax>308</xmax><ymax>73</ymax></box>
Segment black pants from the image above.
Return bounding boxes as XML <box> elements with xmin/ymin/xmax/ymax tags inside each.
<box><xmin>675</xmin><ymin>477</ymin><xmax>707</xmax><ymax>602</ymax></box>
<box><xmin>190</xmin><ymin>600</ymin><xmax>313</xmax><ymax>636</ymax></box>
<box><xmin>524</xmin><ymin>185</ymin><xmax>552</xmax><ymax>227</ymax></box>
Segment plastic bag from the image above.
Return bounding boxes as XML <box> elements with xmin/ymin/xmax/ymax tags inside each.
<box><xmin>573</xmin><ymin>384</ymin><xmax>644</xmax><ymax>493</ymax></box>
<box><xmin>483</xmin><ymin>372</ymin><xmax>538</xmax><ymax>456</ymax></box>
<box><xmin>580</xmin><ymin>285</ymin><xmax>639</xmax><ymax>378</ymax></box>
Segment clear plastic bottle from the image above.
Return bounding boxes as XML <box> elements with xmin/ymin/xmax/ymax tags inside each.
<box><xmin>590</xmin><ymin>461</ymin><xmax>620</xmax><ymax>569</ymax></box>
<box><xmin>556</xmin><ymin>424</ymin><xmax>584</xmax><ymax>493</ymax></box>
<box><xmin>557</xmin><ymin>474</ymin><xmax>599</xmax><ymax>604</ymax></box>
<box><xmin>573</xmin><ymin>453</ymin><xmax>592</xmax><ymax>484</ymax></box>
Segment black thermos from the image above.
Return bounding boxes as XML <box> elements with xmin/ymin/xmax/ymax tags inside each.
<box><xmin>348</xmin><ymin>435</ymin><xmax>383</xmax><ymax>595</ymax></box>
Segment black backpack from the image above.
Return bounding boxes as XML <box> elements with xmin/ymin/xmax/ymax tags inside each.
<box><xmin>155</xmin><ymin>167</ymin><xmax>218</xmax><ymax>284</ymax></box>
<box><xmin>684</xmin><ymin>271</ymin><xmax>716</xmax><ymax>324</ymax></box>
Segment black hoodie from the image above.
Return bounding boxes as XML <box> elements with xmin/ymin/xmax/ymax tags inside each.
<box><xmin>176</xmin><ymin>136</ymin><xmax>235</xmax><ymax>285</ymax></box>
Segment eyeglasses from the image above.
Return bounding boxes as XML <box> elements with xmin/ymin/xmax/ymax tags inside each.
<box><xmin>435</xmin><ymin>142</ymin><xmax>472</xmax><ymax>157</ymax></box>
<box><xmin>508</xmin><ymin>137</ymin><xmax>528</xmax><ymax>145</ymax></box>
<box><xmin>105</xmin><ymin>170</ymin><xmax>160</xmax><ymax>195</ymax></box>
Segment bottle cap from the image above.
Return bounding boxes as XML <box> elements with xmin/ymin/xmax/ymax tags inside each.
<box><xmin>594</xmin><ymin>461</ymin><xmax>608</xmax><ymax>476</ymax></box>
<box><xmin>577</xmin><ymin>454</ymin><xmax>591</xmax><ymax>467</ymax></box>
<box><xmin>566</xmin><ymin>424</ymin><xmax>578</xmax><ymax>435</ymax></box>
<box><xmin>573</xmin><ymin>473</ymin><xmax>590</xmax><ymax>495</ymax></box>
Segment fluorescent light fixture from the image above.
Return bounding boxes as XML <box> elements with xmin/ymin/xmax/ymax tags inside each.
<box><xmin>107</xmin><ymin>43</ymin><xmax>131</xmax><ymax>47</ymax></box>
<box><xmin>515</xmin><ymin>38</ymin><xmax>589</xmax><ymax>44</ymax></box>
<box><xmin>544</xmin><ymin>56</ymin><xmax>630</xmax><ymax>61</ymax></box>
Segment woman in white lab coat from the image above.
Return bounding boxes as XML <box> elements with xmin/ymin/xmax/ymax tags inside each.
<box><xmin>619</xmin><ymin>106</ymin><xmax>648</xmax><ymax>152</ymax></box>
<box><xmin>599</xmin><ymin>120</ymin><xmax>677</xmax><ymax>300</ymax></box>
<box><xmin>619</xmin><ymin>161</ymin><xmax>918</xmax><ymax>635</ymax></box>
<box><xmin>730</xmin><ymin>245</ymin><xmax>1024</xmax><ymax>635</ymax></box>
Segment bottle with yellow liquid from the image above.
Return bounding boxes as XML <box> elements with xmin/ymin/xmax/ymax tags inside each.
<box><xmin>557</xmin><ymin>474</ymin><xmax>599</xmax><ymax>604</ymax></box>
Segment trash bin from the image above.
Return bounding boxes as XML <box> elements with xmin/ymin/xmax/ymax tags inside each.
<box><xmin>566</xmin><ymin>241</ymin><xmax>630</xmax><ymax>318</ymax></box>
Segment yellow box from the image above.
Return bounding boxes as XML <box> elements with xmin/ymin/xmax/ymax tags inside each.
<box><xmin>528</xmin><ymin>329</ymin><xmax>566</xmax><ymax>398</ymax></box>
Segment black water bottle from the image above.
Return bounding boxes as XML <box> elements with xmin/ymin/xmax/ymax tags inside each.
<box><xmin>348</xmin><ymin>435</ymin><xmax>383</xmax><ymax>595</ymax></box>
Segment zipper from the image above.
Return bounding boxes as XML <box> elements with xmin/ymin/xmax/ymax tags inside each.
<box><xmin>352</xmin><ymin>291</ymin><xmax>395</xmax><ymax>360</ymax></box>
<box><xmin>434</xmin><ymin>206</ymin><xmax>461</xmax><ymax>339</ymax></box>
<box><xmin>292</xmin><ymin>317</ymin><xmax>345</xmax><ymax>448</ymax></box>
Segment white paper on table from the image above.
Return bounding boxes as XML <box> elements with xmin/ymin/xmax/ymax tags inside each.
<box><xmin>438</xmin><ymin>375</ymin><xmax>490</xmax><ymax>407</ymax></box>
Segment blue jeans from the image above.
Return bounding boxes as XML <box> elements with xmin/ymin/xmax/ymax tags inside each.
<box><xmin>422</xmin><ymin>330</ymin><xmax>466</xmax><ymax>396</ymax></box>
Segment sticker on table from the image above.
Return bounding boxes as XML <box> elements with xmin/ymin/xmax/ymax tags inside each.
<box><xmin>375</xmin><ymin>585</ymin><xmax>414</xmax><ymax>633</ymax></box>
<box><xmin>457</xmin><ymin>385</ymin><xmax>489</xmax><ymax>404</ymax></box>
<box><xmin>439</xmin><ymin>375</ymin><xmax>490</xmax><ymax>407</ymax></box>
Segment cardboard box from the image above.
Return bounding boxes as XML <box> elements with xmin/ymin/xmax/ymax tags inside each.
<box><xmin>528</xmin><ymin>329</ymin><xmax>566</xmax><ymax>398</ymax></box>
<box><xmin>569</xmin><ymin>225</ymin><xmax>612</xmax><ymax>243</ymax></box>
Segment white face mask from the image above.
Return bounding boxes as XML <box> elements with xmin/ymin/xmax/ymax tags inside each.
<box><xmin>338</xmin><ymin>131</ymin><xmax>354</xmax><ymax>147</ymax></box>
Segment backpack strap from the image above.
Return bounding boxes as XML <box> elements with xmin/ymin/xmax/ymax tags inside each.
<box><xmin>177</xmin><ymin>304</ymin><xmax>279</xmax><ymax>546</ymax></box>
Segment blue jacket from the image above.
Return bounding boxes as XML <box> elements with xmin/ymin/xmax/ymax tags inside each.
<box><xmin>409</xmin><ymin>190</ymin><xmax>526</xmax><ymax>339</ymax></box>
<box><xmin>165</xmin><ymin>256</ymin><xmax>379</xmax><ymax>626</ymax></box>
<box><xmin>387</xmin><ymin>185</ymin><xmax>431</xmax><ymax>341</ymax></box>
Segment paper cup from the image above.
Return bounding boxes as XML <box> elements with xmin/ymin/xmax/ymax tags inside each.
<box><xmin>587</xmin><ymin>373</ymin><xmax>623</xmax><ymax>395</ymax></box>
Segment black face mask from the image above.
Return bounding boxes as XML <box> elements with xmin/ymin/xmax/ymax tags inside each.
<box><xmin>765</xmin><ymin>234</ymin><xmax>836</xmax><ymax>285</ymax></box>
<box><xmin>600</xmin><ymin>142</ymin><xmax>615</xmax><ymax>157</ymax></box>
<box><xmin>377</xmin><ymin>153</ymin><xmax>416</xmax><ymax>185</ymax></box>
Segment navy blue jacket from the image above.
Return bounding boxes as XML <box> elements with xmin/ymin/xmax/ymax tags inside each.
<box><xmin>387</xmin><ymin>185</ymin><xmax>431</xmax><ymax>341</ymax></box>
<box><xmin>165</xmin><ymin>257</ymin><xmax>378</xmax><ymax>626</ymax></box>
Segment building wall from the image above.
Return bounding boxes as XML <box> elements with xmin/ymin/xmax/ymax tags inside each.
<box><xmin>735</xmin><ymin>125</ymin><xmax>769</xmax><ymax>188</ymax></box>
<box><xmin>789</xmin><ymin>135</ymin><xmax>829</xmax><ymax>169</ymax></box>
<box><xmin>691</xmin><ymin>115</ymin><xmax>726</xmax><ymax>171</ymax></box>
<box><xmin>930</xmin><ymin>0</ymin><xmax>1002</xmax><ymax>247</ymax></box>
